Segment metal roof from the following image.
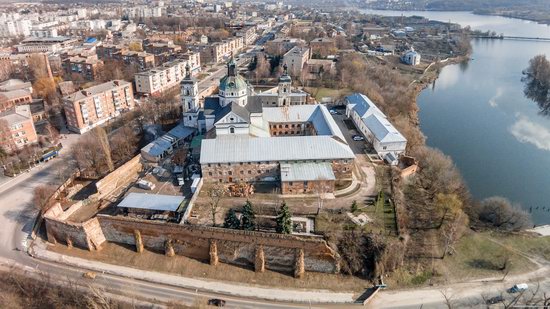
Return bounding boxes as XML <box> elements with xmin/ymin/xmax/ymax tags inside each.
<box><xmin>262</xmin><ymin>105</ymin><xmax>347</xmax><ymax>143</ymax></box>
<box><xmin>363</xmin><ymin>113</ymin><xmax>407</xmax><ymax>143</ymax></box>
<box><xmin>280</xmin><ymin>162</ymin><xmax>335</xmax><ymax>182</ymax></box>
<box><xmin>117</xmin><ymin>192</ymin><xmax>185</xmax><ymax>212</ymax></box>
<box><xmin>200</xmin><ymin>135</ymin><xmax>354</xmax><ymax>164</ymax></box>
<box><xmin>141</xmin><ymin>124</ymin><xmax>194</xmax><ymax>157</ymax></box>
<box><xmin>345</xmin><ymin>93</ymin><xmax>383</xmax><ymax>119</ymax></box>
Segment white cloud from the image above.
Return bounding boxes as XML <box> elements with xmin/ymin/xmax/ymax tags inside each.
<box><xmin>488</xmin><ymin>87</ymin><xmax>504</xmax><ymax>107</ymax></box>
<box><xmin>509</xmin><ymin>115</ymin><xmax>550</xmax><ymax>151</ymax></box>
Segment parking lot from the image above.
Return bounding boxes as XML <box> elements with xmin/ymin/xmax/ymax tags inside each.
<box><xmin>328</xmin><ymin>105</ymin><xmax>372</xmax><ymax>155</ymax></box>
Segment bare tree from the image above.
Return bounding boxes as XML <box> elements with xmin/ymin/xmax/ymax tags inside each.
<box><xmin>33</xmin><ymin>184</ymin><xmax>57</xmax><ymax>211</ymax></box>
<box><xmin>439</xmin><ymin>289</ymin><xmax>454</xmax><ymax>309</ymax></box>
<box><xmin>476</xmin><ymin>196</ymin><xmax>532</xmax><ymax>232</ymax></box>
<box><xmin>206</xmin><ymin>183</ymin><xmax>226</xmax><ymax>226</ymax></box>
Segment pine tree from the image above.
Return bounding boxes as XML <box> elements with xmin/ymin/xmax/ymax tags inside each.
<box><xmin>241</xmin><ymin>200</ymin><xmax>256</xmax><ymax>230</ymax></box>
<box><xmin>276</xmin><ymin>202</ymin><xmax>293</xmax><ymax>234</ymax></box>
<box><xmin>223</xmin><ymin>209</ymin><xmax>241</xmax><ymax>229</ymax></box>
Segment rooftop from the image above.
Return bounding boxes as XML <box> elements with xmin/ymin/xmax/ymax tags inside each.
<box><xmin>200</xmin><ymin>135</ymin><xmax>354</xmax><ymax>164</ymax></box>
<box><xmin>280</xmin><ymin>162</ymin><xmax>335</xmax><ymax>182</ymax></box>
<box><xmin>63</xmin><ymin>80</ymin><xmax>130</xmax><ymax>102</ymax></box>
<box><xmin>0</xmin><ymin>105</ymin><xmax>32</xmax><ymax>126</ymax></box>
<box><xmin>117</xmin><ymin>192</ymin><xmax>185</xmax><ymax>212</ymax></box>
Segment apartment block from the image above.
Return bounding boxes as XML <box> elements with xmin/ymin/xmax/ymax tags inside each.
<box><xmin>235</xmin><ymin>26</ymin><xmax>257</xmax><ymax>45</ymax></box>
<box><xmin>196</xmin><ymin>36</ymin><xmax>244</xmax><ymax>64</ymax></box>
<box><xmin>96</xmin><ymin>44</ymin><xmax>155</xmax><ymax>70</ymax></box>
<box><xmin>283</xmin><ymin>46</ymin><xmax>310</xmax><ymax>77</ymax></box>
<box><xmin>63</xmin><ymin>80</ymin><xmax>135</xmax><ymax>134</ymax></box>
<box><xmin>62</xmin><ymin>55</ymin><xmax>104</xmax><ymax>81</ymax></box>
<box><xmin>134</xmin><ymin>60</ymin><xmax>189</xmax><ymax>95</ymax></box>
<box><xmin>0</xmin><ymin>105</ymin><xmax>38</xmax><ymax>153</ymax></box>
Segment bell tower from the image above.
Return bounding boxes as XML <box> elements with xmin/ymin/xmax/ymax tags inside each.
<box><xmin>181</xmin><ymin>63</ymin><xmax>200</xmax><ymax>127</ymax></box>
<box><xmin>277</xmin><ymin>64</ymin><xmax>292</xmax><ymax>106</ymax></box>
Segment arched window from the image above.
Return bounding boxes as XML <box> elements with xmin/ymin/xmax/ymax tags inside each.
<box><xmin>230</xmin><ymin>127</ymin><xmax>235</xmax><ymax>134</ymax></box>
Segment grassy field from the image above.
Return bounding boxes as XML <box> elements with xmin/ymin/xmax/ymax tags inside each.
<box><xmin>438</xmin><ymin>232</ymin><xmax>539</xmax><ymax>282</ymax></box>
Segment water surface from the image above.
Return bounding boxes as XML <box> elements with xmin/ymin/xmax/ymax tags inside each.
<box><xmin>359</xmin><ymin>9</ymin><xmax>550</xmax><ymax>224</ymax></box>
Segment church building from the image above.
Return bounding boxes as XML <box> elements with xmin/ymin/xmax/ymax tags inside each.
<box><xmin>181</xmin><ymin>59</ymin><xmax>355</xmax><ymax>195</ymax></box>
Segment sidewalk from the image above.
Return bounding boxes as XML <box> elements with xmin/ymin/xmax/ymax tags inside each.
<box><xmin>29</xmin><ymin>240</ymin><xmax>355</xmax><ymax>304</ymax></box>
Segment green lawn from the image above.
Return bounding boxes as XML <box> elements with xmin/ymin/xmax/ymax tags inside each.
<box><xmin>439</xmin><ymin>232</ymin><xmax>538</xmax><ymax>281</ymax></box>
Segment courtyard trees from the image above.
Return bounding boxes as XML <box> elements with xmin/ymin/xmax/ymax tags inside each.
<box><xmin>223</xmin><ymin>208</ymin><xmax>240</xmax><ymax>229</ymax></box>
<box><xmin>241</xmin><ymin>200</ymin><xmax>256</xmax><ymax>231</ymax></box>
<box><xmin>206</xmin><ymin>183</ymin><xmax>226</xmax><ymax>227</ymax></box>
<box><xmin>276</xmin><ymin>201</ymin><xmax>292</xmax><ymax>234</ymax></box>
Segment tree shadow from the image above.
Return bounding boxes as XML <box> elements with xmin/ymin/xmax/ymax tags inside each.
<box><xmin>467</xmin><ymin>259</ymin><xmax>502</xmax><ymax>271</ymax></box>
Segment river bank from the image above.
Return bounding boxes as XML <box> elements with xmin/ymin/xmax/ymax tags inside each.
<box><xmin>360</xmin><ymin>6</ymin><xmax>550</xmax><ymax>26</ymax></box>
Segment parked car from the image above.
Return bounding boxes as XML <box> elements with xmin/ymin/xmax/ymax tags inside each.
<box><xmin>508</xmin><ymin>283</ymin><xmax>528</xmax><ymax>293</ymax></box>
<box><xmin>352</xmin><ymin>135</ymin><xmax>365</xmax><ymax>141</ymax></box>
<box><xmin>207</xmin><ymin>299</ymin><xmax>226</xmax><ymax>307</ymax></box>
<box><xmin>329</xmin><ymin>109</ymin><xmax>339</xmax><ymax>115</ymax></box>
<box><xmin>486</xmin><ymin>295</ymin><xmax>504</xmax><ymax>304</ymax></box>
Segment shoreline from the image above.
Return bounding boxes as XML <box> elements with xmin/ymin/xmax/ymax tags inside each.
<box><xmin>357</xmin><ymin>7</ymin><xmax>550</xmax><ymax>26</ymax></box>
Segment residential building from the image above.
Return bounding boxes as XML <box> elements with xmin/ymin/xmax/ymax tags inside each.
<box><xmin>0</xmin><ymin>19</ymin><xmax>31</xmax><ymax>38</ymax></box>
<box><xmin>62</xmin><ymin>55</ymin><xmax>103</xmax><ymax>81</ymax></box>
<box><xmin>63</xmin><ymin>80</ymin><xmax>135</xmax><ymax>134</ymax></box>
<box><xmin>144</xmin><ymin>40</ymin><xmax>182</xmax><ymax>65</ymax></box>
<box><xmin>134</xmin><ymin>59</ymin><xmax>190</xmax><ymax>95</ymax></box>
<box><xmin>96</xmin><ymin>44</ymin><xmax>155</xmax><ymax>70</ymax></box>
<box><xmin>309</xmin><ymin>38</ymin><xmax>336</xmax><ymax>58</ymax></box>
<box><xmin>345</xmin><ymin>93</ymin><xmax>407</xmax><ymax>164</ymax></box>
<box><xmin>30</xmin><ymin>27</ymin><xmax>58</xmax><ymax>38</ymax></box>
<box><xmin>265</xmin><ymin>37</ymin><xmax>305</xmax><ymax>56</ymax></box>
<box><xmin>0</xmin><ymin>105</ymin><xmax>38</xmax><ymax>153</ymax></box>
<box><xmin>0</xmin><ymin>82</ymin><xmax>33</xmax><ymax>112</ymax></box>
<box><xmin>235</xmin><ymin>26</ymin><xmax>257</xmax><ymax>45</ymax></box>
<box><xmin>283</xmin><ymin>46</ymin><xmax>310</xmax><ymax>77</ymax></box>
<box><xmin>194</xmin><ymin>36</ymin><xmax>244</xmax><ymax>64</ymax></box>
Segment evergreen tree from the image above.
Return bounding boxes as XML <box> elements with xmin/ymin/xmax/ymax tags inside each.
<box><xmin>223</xmin><ymin>209</ymin><xmax>240</xmax><ymax>229</ymax></box>
<box><xmin>276</xmin><ymin>202</ymin><xmax>293</xmax><ymax>234</ymax></box>
<box><xmin>241</xmin><ymin>200</ymin><xmax>256</xmax><ymax>230</ymax></box>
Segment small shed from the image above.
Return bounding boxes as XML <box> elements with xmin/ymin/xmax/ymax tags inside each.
<box><xmin>117</xmin><ymin>192</ymin><xmax>185</xmax><ymax>221</ymax></box>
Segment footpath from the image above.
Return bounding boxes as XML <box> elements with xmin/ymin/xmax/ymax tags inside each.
<box><xmin>28</xmin><ymin>240</ymin><xmax>355</xmax><ymax>304</ymax></box>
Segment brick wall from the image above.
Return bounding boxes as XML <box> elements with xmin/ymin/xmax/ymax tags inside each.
<box><xmin>96</xmin><ymin>215</ymin><xmax>339</xmax><ymax>274</ymax></box>
<box><xmin>269</xmin><ymin>122</ymin><xmax>316</xmax><ymax>136</ymax></box>
<box><xmin>202</xmin><ymin>161</ymin><xmax>279</xmax><ymax>183</ymax></box>
<box><xmin>95</xmin><ymin>155</ymin><xmax>143</xmax><ymax>197</ymax></box>
<box><xmin>281</xmin><ymin>179</ymin><xmax>335</xmax><ymax>195</ymax></box>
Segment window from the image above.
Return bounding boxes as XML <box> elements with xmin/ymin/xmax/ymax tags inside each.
<box><xmin>383</xmin><ymin>146</ymin><xmax>387</xmax><ymax>150</ymax></box>
<box><xmin>230</xmin><ymin>127</ymin><xmax>235</xmax><ymax>134</ymax></box>
<box><xmin>209</xmin><ymin>172</ymin><xmax>213</xmax><ymax>176</ymax></box>
<box><xmin>228</xmin><ymin>171</ymin><xmax>232</xmax><ymax>175</ymax></box>
<box><xmin>303</xmin><ymin>181</ymin><xmax>308</xmax><ymax>187</ymax></box>
<box><xmin>289</xmin><ymin>182</ymin><xmax>293</xmax><ymax>186</ymax></box>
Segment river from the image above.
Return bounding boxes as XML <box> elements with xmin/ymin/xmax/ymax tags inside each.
<box><xmin>359</xmin><ymin>9</ymin><xmax>550</xmax><ymax>224</ymax></box>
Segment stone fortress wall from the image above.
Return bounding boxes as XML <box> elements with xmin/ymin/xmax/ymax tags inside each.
<box><xmin>42</xmin><ymin>152</ymin><xmax>340</xmax><ymax>277</ymax></box>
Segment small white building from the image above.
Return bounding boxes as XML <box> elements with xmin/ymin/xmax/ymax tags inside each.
<box><xmin>401</xmin><ymin>49</ymin><xmax>421</xmax><ymax>66</ymax></box>
<box><xmin>345</xmin><ymin>93</ymin><xmax>407</xmax><ymax>165</ymax></box>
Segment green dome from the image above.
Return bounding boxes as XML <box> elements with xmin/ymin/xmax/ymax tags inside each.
<box><xmin>219</xmin><ymin>74</ymin><xmax>248</xmax><ymax>93</ymax></box>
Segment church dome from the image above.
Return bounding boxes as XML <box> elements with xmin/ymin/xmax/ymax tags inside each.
<box><xmin>219</xmin><ymin>59</ymin><xmax>248</xmax><ymax>94</ymax></box>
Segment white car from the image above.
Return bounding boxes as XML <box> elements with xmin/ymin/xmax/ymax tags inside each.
<box><xmin>352</xmin><ymin>135</ymin><xmax>364</xmax><ymax>141</ymax></box>
<box><xmin>329</xmin><ymin>109</ymin><xmax>339</xmax><ymax>115</ymax></box>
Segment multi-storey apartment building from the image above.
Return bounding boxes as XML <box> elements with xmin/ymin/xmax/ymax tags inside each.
<box><xmin>62</xmin><ymin>55</ymin><xmax>103</xmax><ymax>81</ymax></box>
<box><xmin>134</xmin><ymin>59</ymin><xmax>190</xmax><ymax>96</ymax></box>
<box><xmin>96</xmin><ymin>44</ymin><xmax>155</xmax><ymax>70</ymax></box>
<box><xmin>235</xmin><ymin>26</ymin><xmax>257</xmax><ymax>45</ymax></box>
<box><xmin>195</xmin><ymin>36</ymin><xmax>244</xmax><ymax>64</ymax></box>
<box><xmin>283</xmin><ymin>46</ymin><xmax>310</xmax><ymax>77</ymax></box>
<box><xmin>63</xmin><ymin>80</ymin><xmax>135</xmax><ymax>134</ymax></box>
<box><xmin>0</xmin><ymin>105</ymin><xmax>38</xmax><ymax>153</ymax></box>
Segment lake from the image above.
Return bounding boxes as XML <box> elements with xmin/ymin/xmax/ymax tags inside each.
<box><xmin>359</xmin><ymin>9</ymin><xmax>550</xmax><ymax>224</ymax></box>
